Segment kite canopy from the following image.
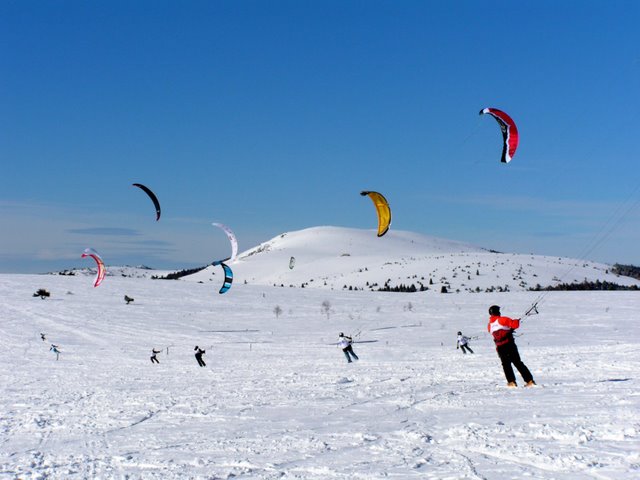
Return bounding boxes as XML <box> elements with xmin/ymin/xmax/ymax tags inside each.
<box><xmin>289</xmin><ymin>256</ymin><xmax>296</xmax><ymax>270</ymax></box>
<box><xmin>212</xmin><ymin>261</ymin><xmax>233</xmax><ymax>294</ymax></box>
<box><xmin>132</xmin><ymin>183</ymin><xmax>161</xmax><ymax>221</ymax></box>
<box><xmin>81</xmin><ymin>248</ymin><xmax>106</xmax><ymax>287</ymax></box>
<box><xmin>360</xmin><ymin>191</ymin><xmax>391</xmax><ymax>237</ymax></box>
<box><xmin>479</xmin><ymin>107</ymin><xmax>519</xmax><ymax>163</ymax></box>
<box><xmin>212</xmin><ymin>223</ymin><xmax>238</xmax><ymax>263</ymax></box>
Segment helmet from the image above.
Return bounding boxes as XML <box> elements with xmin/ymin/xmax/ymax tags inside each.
<box><xmin>488</xmin><ymin>305</ymin><xmax>501</xmax><ymax>316</ymax></box>
<box><xmin>339</xmin><ymin>332</ymin><xmax>344</xmax><ymax>337</ymax></box>
<box><xmin>457</xmin><ymin>331</ymin><xmax>462</xmax><ymax>335</ymax></box>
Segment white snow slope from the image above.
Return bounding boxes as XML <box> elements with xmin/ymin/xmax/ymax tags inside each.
<box><xmin>1</xmin><ymin>227</ymin><xmax>639</xmax><ymax>479</ymax></box>
<box><xmin>188</xmin><ymin>226</ymin><xmax>640</xmax><ymax>292</ymax></box>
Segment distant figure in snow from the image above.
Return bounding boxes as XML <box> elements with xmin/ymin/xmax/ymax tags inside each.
<box><xmin>50</xmin><ymin>344</ymin><xmax>60</xmax><ymax>361</ymax></box>
<box><xmin>194</xmin><ymin>346</ymin><xmax>206</xmax><ymax>367</ymax></box>
<box><xmin>488</xmin><ymin>305</ymin><xmax>535</xmax><ymax>387</ymax></box>
<box><xmin>40</xmin><ymin>333</ymin><xmax>46</xmax><ymax>342</ymax></box>
<box><xmin>124</xmin><ymin>295</ymin><xmax>134</xmax><ymax>305</ymax></box>
<box><xmin>456</xmin><ymin>331</ymin><xmax>474</xmax><ymax>354</ymax></box>
<box><xmin>338</xmin><ymin>333</ymin><xmax>359</xmax><ymax>363</ymax></box>
<box><xmin>150</xmin><ymin>348</ymin><xmax>161</xmax><ymax>364</ymax></box>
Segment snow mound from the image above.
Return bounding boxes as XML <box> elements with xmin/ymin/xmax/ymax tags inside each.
<box><xmin>183</xmin><ymin>226</ymin><xmax>640</xmax><ymax>292</ymax></box>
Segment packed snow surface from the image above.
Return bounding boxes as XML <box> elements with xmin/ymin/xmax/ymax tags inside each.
<box><xmin>2</xmin><ymin>227</ymin><xmax>639</xmax><ymax>479</ymax></box>
<box><xmin>2</xmin><ymin>274</ymin><xmax>639</xmax><ymax>479</ymax></box>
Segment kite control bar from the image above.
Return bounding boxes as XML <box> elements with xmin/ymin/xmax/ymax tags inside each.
<box><xmin>522</xmin><ymin>302</ymin><xmax>539</xmax><ymax>319</ymax></box>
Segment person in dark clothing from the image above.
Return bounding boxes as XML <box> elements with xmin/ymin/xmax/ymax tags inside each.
<box><xmin>456</xmin><ymin>331</ymin><xmax>474</xmax><ymax>354</ymax></box>
<box><xmin>194</xmin><ymin>346</ymin><xmax>206</xmax><ymax>367</ymax></box>
<box><xmin>488</xmin><ymin>305</ymin><xmax>535</xmax><ymax>387</ymax></box>
<box><xmin>338</xmin><ymin>333</ymin><xmax>359</xmax><ymax>363</ymax></box>
<box><xmin>40</xmin><ymin>333</ymin><xmax>46</xmax><ymax>341</ymax></box>
<box><xmin>150</xmin><ymin>348</ymin><xmax>161</xmax><ymax>364</ymax></box>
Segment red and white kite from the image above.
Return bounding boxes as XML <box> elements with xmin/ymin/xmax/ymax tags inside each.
<box><xmin>480</xmin><ymin>107</ymin><xmax>519</xmax><ymax>163</ymax></box>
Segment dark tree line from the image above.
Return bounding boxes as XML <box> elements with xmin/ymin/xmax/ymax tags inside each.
<box><xmin>530</xmin><ymin>280</ymin><xmax>639</xmax><ymax>291</ymax></box>
<box><xmin>612</xmin><ymin>263</ymin><xmax>640</xmax><ymax>280</ymax></box>
<box><xmin>152</xmin><ymin>265</ymin><xmax>208</xmax><ymax>280</ymax></box>
<box><xmin>377</xmin><ymin>283</ymin><xmax>428</xmax><ymax>293</ymax></box>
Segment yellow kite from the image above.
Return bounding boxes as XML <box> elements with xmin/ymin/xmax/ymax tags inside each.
<box><xmin>360</xmin><ymin>191</ymin><xmax>391</xmax><ymax>237</ymax></box>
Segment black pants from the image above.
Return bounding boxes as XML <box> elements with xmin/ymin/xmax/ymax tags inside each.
<box><xmin>496</xmin><ymin>341</ymin><xmax>533</xmax><ymax>384</ymax></box>
<box><xmin>151</xmin><ymin>355</ymin><xmax>159</xmax><ymax>364</ymax></box>
<box><xmin>196</xmin><ymin>356</ymin><xmax>206</xmax><ymax>367</ymax></box>
<box><xmin>342</xmin><ymin>346</ymin><xmax>359</xmax><ymax>363</ymax></box>
<box><xmin>460</xmin><ymin>344</ymin><xmax>474</xmax><ymax>354</ymax></box>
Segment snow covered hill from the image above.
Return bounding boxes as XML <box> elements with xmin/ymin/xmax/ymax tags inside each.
<box><xmin>49</xmin><ymin>265</ymin><xmax>175</xmax><ymax>280</ymax></box>
<box><xmin>184</xmin><ymin>226</ymin><xmax>640</xmax><ymax>292</ymax></box>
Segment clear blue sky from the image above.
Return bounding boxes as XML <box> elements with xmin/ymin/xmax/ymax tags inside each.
<box><xmin>1</xmin><ymin>0</ymin><xmax>639</xmax><ymax>273</ymax></box>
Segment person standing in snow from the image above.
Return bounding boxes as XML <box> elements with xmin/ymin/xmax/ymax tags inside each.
<box><xmin>150</xmin><ymin>348</ymin><xmax>161</xmax><ymax>364</ymax></box>
<box><xmin>194</xmin><ymin>346</ymin><xmax>206</xmax><ymax>367</ymax></box>
<box><xmin>338</xmin><ymin>333</ymin><xmax>359</xmax><ymax>363</ymax></box>
<box><xmin>488</xmin><ymin>305</ymin><xmax>535</xmax><ymax>387</ymax></box>
<box><xmin>456</xmin><ymin>331</ymin><xmax>474</xmax><ymax>354</ymax></box>
<box><xmin>50</xmin><ymin>344</ymin><xmax>60</xmax><ymax>361</ymax></box>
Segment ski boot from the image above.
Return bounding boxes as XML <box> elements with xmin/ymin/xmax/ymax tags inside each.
<box><xmin>507</xmin><ymin>382</ymin><xmax>517</xmax><ymax>388</ymax></box>
<box><xmin>525</xmin><ymin>380</ymin><xmax>536</xmax><ymax>387</ymax></box>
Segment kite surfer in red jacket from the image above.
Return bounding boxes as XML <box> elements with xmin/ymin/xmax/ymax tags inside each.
<box><xmin>488</xmin><ymin>305</ymin><xmax>535</xmax><ymax>388</ymax></box>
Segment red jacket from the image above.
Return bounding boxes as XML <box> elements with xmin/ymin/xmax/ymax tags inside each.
<box><xmin>488</xmin><ymin>315</ymin><xmax>520</xmax><ymax>347</ymax></box>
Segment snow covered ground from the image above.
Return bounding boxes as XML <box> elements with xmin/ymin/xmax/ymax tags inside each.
<box><xmin>1</xmin><ymin>270</ymin><xmax>639</xmax><ymax>479</ymax></box>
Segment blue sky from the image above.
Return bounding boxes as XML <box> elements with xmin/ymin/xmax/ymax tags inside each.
<box><xmin>1</xmin><ymin>0</ymin><xmax>639</xmax><ymax>273</ymax></box>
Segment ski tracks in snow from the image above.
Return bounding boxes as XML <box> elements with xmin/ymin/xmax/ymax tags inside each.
<box><xmin>2</xmin><ymin>277</ymin><xmax>640</xmax><ymax>479</ymax></box>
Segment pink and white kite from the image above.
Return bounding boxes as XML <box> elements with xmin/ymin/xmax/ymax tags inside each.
<box><xmin>81</xmin><ymin>248</ymin><xmax>106</xmax><ymax>287</ymax></box>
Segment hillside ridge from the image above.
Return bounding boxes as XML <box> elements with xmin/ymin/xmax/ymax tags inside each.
<box><xmin>182</xmin><ymin>226</ymin><xmax>640</xmax><ymax>292</ymax></box>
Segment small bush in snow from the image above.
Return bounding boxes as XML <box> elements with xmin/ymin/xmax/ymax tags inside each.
<box><xmin>321</xmin><ymin>300</ymin><xmax>331</xmax><ymax>318</ymax></box>
<box><xmin>33</xmin><ymin>289</ymin><xmax>50</xmax><ymax>299</ymax></box>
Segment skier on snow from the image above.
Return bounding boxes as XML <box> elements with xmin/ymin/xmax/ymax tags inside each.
<box><xmin>194</xmin><ymin>346</ymin><xmax>206</xmax><ymax>367</ymax></box>
<box><xmin>488</xmin><ymin>305</ymin><xmax>535</xmax><ymax>387</ymax></box>
<box><xmin>150</xmin><ymin>348</ymin><xmax>161</xmax><ymax>364</ymax></box>
<box><xmin>50</xmin><ymin>344</ymin><xmax>60</xmax><ymax>361</ymax></box>
<box><xmin>338</xmin><ymin>333</ymin><xmax>359</xmax><ymax>363</ymax></box>
<box><xmin>456</xmin><ymin>331</ymin><xmax>474</xmax><ymax>354</ymax></box>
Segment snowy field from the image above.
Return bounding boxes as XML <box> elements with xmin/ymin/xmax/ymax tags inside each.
<box><xmin>1</xmin><ymin>272</ymin><xmax>639</xmax><ymax>479</ymax></box>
